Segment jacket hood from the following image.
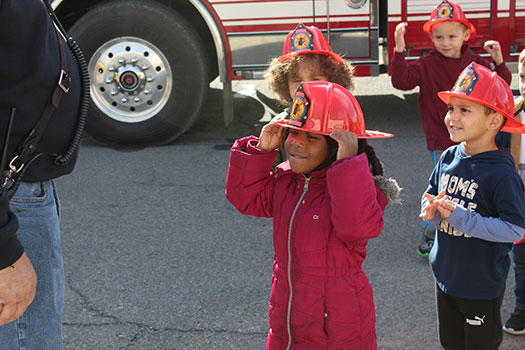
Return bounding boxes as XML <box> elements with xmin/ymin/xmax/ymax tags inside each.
<box><xmin>374</xmin><ymin>175</ymin><xmax>402</xmax><ymax>204</ymax></box>
<box><xmin>457</xmin><ymin>143</ymin><xmax>516</xmax><ymax>167</ymax></box>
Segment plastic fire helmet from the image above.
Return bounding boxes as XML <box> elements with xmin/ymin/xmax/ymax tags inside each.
<box><xmin>438</xmin><ymin>62</ymin><xmax>525</xmax><ymax>133</ymax></box>
<box><xmin>278</xmin><ymin>23</ymin><xmax>344</xmax><ymax>64</ymax></box>
<box><xmin>277</xmin><ymin>81</ymin><xmax>394</xmax><ymax>139</ymax></box>
<box><xmin>423</xmin><ymin>0</ymin><xmax>477</xmax><ymax>40</ymax></box>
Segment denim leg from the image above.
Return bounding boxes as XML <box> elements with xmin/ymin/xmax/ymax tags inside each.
<box><xmin>513</xmin><ymin>243</ymin><xmax>525</xmax><ymax>312</ymax></box>
<box><xmin>0</xmin><ymin>181</ymin><xmax>64</xmax><ymax>350</ymax></box>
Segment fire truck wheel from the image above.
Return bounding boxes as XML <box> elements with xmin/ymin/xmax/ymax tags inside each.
<box><xmin>69</xmin><ymin>0</ymin><xmax>210</xmax><ymax>146</ymax></box>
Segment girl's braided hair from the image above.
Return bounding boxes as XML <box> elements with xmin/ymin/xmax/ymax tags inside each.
<box><xmin>322</xmin><ymin>137</ymin><xmax>383</xmax><ymax>176</ymax></box>
<box><xmin>358</xmin><ymin>139</ymin><xmax>384</xmax><ymax>176</ymax></box>
<box><xmin>321</xmin><ymin>135</ymin><xmax>399</xmax><ymax>203</ymax></box>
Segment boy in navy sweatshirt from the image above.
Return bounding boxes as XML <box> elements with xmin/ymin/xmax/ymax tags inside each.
<box><xmin>420</xmin><ymin>62</ymin><xmax>525</xmax><ymax>349</ymax></box>
<box><xmin>390</xmin><ymin>0</ymin><xmax>512</xmax><ymax>256</ymax></box>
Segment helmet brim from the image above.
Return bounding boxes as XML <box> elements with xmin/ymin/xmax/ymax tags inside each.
<box><xmin>437</xmin><ymin>91</ymin><xmax>525</xmax><ymax>133</ymax></box>
<box><xmin>275</xmin><ymin>120</ymin><xmax>395</xmax><ymax>139</ymax></box>
<box><xmin>278</xmin><ymin>50</ymin><xmax>344</xmax><ymax>64</ymax></box>
<box><xmin>423</xmin><ymin>19</ymin><xmax>477</xmax><ymax>40</ymax></box>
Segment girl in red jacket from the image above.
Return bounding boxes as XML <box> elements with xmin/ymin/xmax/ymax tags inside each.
<box><xmin>264</xmin><ymin>22</ymin><xmax>356</xmax><ymax>168</ymax></box>
<box><xmin>226</xmin><ymin>81</ymin><xmax>399</xmax><ymax>350</ymax></box>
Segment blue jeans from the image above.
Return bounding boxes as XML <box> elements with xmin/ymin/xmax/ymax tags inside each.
<box><xmin>0</xmin><ymin>181</ymin><xmax>64</xmax><ymax>350</ymax></box>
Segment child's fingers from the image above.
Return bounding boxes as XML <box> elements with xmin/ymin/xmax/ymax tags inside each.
<box><xmin>266</xmin><ymin>122</ymin><xmax>282</xmax><ymax>133</ymax></box>
<box><xmin>330</xmin><ymin>130</ymin><xmax>358</xmax><ymax>159</ymax></box>
<box><xmin>423</xmin><ymin>193</ymin><xmax>435</xmax><ymax>203</ymax></box>
<box><xmin>483</xmin><ymin>40</ymin><xmax>500</xmax><ymax>49</ymax></box>
<box><xmin>264</xmin><ymin>122</ymin><xmax>281</xmax><ymax>131</ymax></box>
<box><xmin>436</xmin><ymin>205</ymin><xmax>452</xmax><ymax>219</ymax></box>
<box><xmin>395</xmin><ymin>22</ymin><xmax>408</xmax><ymax>32</ymax></box>
<box><xmin>329</xmin><ymin>130</ymin><xmax>357</xmax><ymax>143</ymax></box>
<box><xmin>420</xmin><ymin>206</ymin><xmax>436</xmax><ymax>220</ymax></box>
<box><xmin>328</xmin><ymin>130</ymin><xmax>343</xmax><ymax>143</ymax></box>
<box><xmin>258</xmin><ymin>123</ymin><xmax>285</xmax><ymax>152</ymax></box>
<box><xmin>277</xmin><ymin>125</ymin><xmax>284</xmax><ymax>137</ymax></box>
<box><xmin>435</xmin><ymin>200</ymin><xmax>456</xmax><ymax>219</ymax></box>
<box><xmin>441</xmin><ymin>200</ymin><xmax>455</xmax><ymax>212</ymax></box>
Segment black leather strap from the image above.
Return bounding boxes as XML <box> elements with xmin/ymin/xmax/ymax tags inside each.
<box><xmin>0</xmin><ymin>15</ymin><xmax>70</xmax><ymax>197</ymax></box>
<box><xmin>15</xmin><ymin>24</ymin><xmax>70</xmax><ymax>168</ymax></box>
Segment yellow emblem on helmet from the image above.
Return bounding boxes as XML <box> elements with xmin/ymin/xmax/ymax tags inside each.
<box><xmin>294</xmin><ymin>34</ymin><xmax>310</xmax><ymax>50</ymax></box>
<box><xmin>457</xmin><ymin>76</ymin><xmax>471</xmax><ymax>90</ymax></box>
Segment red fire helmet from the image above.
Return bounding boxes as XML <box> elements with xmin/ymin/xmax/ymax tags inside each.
<box><xmin>423</xmin><ymin>0</ymin><xmax>477</xmax><ymax>40</ymax></box>
<box><xmin>278</xmin><ymin>23</ymin><xmax>344</xmax><ymax>64</ymax></box>
<box><xmin>438</xmin><ymin>62</ymin><xmax>525</xmax><ymax>133</ymax></box>
<box><xmin>276</xmin><ymin>81</ymin><xmax>394</xmax><ymax>139</ymax></box>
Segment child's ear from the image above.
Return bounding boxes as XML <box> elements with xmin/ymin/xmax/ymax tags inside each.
<box><xmin>463</xmin><ymin>28</ymin><xmax>471</xmax><ymax>42</ymax></box>
<box><xmin>488</xmin><ymin>112</ymin><xmax>504</xmax><ymax>130</ymax></box>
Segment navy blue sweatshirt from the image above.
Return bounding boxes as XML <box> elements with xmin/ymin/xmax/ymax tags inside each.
<box><xmin>0</xmin><ymin>0</ymin><xmax>82</xmax><ymax>268</ymax></box>
<box><xmin>424</xmin><ymin>144</ymin><xmax>525</xmax><ymax>299</ymax></box>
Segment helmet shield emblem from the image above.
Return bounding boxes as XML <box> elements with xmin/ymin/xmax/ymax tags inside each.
<box><xmin>289</xmin><ymin>85</ymin><xmax>310</xmax><ymax>127</ymax></box>
<box><xmin>290</xmin><ymin>24</ymin><xmax>314</xmax><ymax>53</ymax></box>
<box><xmin>453</xmin><ymin>63</ymin><xmax>479</xmax><ymax>96</ymax></box>
<box><xmin>437</xmin><ymin>1</ymin><xmax>454</xmax><ymax>19</ymax></box>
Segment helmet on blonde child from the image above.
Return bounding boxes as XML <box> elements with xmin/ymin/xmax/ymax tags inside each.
<box><xmin>423</xmin><ymin>0</ymin><xmax>477</xmax><ymax>39</ymax></box>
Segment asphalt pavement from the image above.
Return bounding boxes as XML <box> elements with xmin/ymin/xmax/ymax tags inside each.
<box><xmin>57</xmin><ymin>75</ymin><xmax>525</xmax><ymax>349</ymax></box>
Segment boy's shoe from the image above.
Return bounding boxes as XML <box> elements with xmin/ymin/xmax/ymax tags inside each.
<box><xmin>417</xmin><ymin>237</ymin><xmax>434</xmax><ymax>257</ymax></box>
<box><xmin>503</xmin><ymin>311</ymin><xmax>525</xmax><ymax>335</ymax></box>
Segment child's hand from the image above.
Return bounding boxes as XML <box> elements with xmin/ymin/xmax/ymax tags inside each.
<box><xmin>434</xmin><ymin>197</ymin><xmax>456</xmax><ymax>219</ymax></box>
<box><xmin>256</xmin><ymin>122</ymin><xmax>284</xmax><ymax>152</ymax></box>
<box><xmin>329</xmin><ymin>130</ymin><xmax>358</xmax><ymax>160</ymax></box>
<box><xmin>419</xmin><ymin>190</ymin><xmax>446</xmax><ymax>221</ymax></box>
<box><xmin>483</xmin><ymin>40</ymin><xmax>504</xmax><ymax>65</ymax></box>
<box><xmin>394</xmin><ymin>22</ymin><xmax>408</xmax><ymax>53</ymax></box>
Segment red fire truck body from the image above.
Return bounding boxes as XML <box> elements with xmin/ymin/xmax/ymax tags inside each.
<box><xmin>51</xmin><ymin>0</ymin><xmax>525</xmax><ymax>146</ymax></box>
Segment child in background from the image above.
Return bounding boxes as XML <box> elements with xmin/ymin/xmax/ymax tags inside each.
<box><xmin>226</xmin><ymin>81</ymin><xmax>399</xmax><ymax>349</ymax></box>
<box><xmin>390</xmin><ymin>0</ymin><xmax>512</xmax><ymax>257</ymax></box>
<box><xmin>420</xmin><ymin>62</ymin><xmax>525</xmax><ymax>349</ymax></box>
<box><xmin>264</xmin><ymin>23</ymin><xmax>355</xmax><ymax>165</ymax></box>
<box><xmin>502</xmin><ymin>48</ymin><xmax>525</xmax><ymax>336</ymax></box>
<box><xmin>265</xmin><ymin>22</ymin><xmax>355</xmax><ymax>105</ymax></box>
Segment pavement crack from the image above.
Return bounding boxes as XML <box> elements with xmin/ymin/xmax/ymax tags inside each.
<box><xmin>66</xmin><ymin>277</ymin><xmax>119</xmax><ymax>321</ymax></box>
<box><xmin>65</xmin><ymin>276</ymin><xmax>265</xmax><ymax>346</ymax></box>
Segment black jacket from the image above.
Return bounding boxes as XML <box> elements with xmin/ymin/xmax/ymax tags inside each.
<box><xmin>0</xmin><ymin>0</ymin><xmax>82</xmax><ymax>268</ymax></box>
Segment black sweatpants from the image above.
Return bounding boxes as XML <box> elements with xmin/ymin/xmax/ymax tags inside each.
<box><xmin>436</xmin><ymin>284</ymin><xmax>504</xmax><ymax>350</ymax></box>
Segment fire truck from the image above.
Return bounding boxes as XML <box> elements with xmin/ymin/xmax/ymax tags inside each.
<box><xmin>51</xmin><ymin>0</ymin><xmax>525</xmax><ymax>146</ymax></box>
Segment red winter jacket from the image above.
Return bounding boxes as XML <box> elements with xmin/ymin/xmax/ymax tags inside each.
<box><xmin>225</xmin><ymin>136</ymin><xmax>388</xmax><ymax>350</ymax></box>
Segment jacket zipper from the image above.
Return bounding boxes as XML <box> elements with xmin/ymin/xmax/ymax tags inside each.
<box><xmin>285</xmin><ymin>176</ymin><xmax>310</xmax><ymax>350</ymax></box>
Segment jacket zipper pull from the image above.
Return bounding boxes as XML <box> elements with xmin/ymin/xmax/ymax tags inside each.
<box><xmin>303</xmin><ymin>176</ymin><xmax>310</xmax><ymax>192</ymax></box>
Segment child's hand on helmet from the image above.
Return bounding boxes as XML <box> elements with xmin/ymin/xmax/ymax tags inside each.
<box><xmin>256</xmin><ymin>122</ymin><xmax>284</xmax><ymax>152</ymax></box>
<box><xmin>419</xmin><ymin>190</ymin><xmax>446</xmax><ymax>221</ymax></box>
<box><xmin>394</xmin><ymin>22</ymin><xmax>408</xmax><ymax>53</ymax></box>
<box><xmin>329</xmin><ymin>130</ymin><xmax>358</xmax><ymax>160</ymax></box>
<box><xmin>483</xmin><ymin>40</ymin><xmax>503</xmax><ymax>65</ymax></box>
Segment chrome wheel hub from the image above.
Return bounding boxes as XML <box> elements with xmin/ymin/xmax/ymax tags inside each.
<box><xmin>89</xmin><ymin>36</ymin><xmax>172</xmax><ymax>123</ymax></box>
